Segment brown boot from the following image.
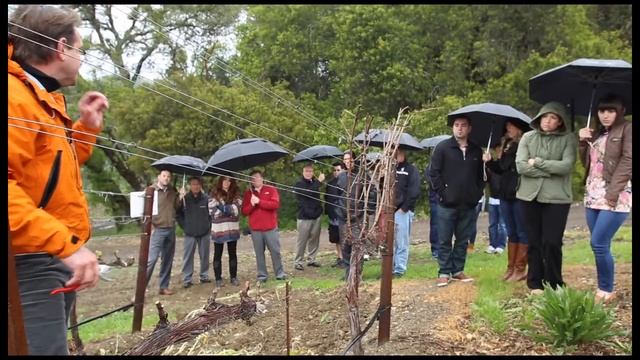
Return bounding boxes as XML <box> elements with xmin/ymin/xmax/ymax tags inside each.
<box><xmin>502</xmin><ymin>241</ymin><xmax>517</xmax><ymax>280</ymax></box>
<box><xmin>508</xmin><ymin>243</ymin><xmax>528</xmax><ymax>281</ymax></box>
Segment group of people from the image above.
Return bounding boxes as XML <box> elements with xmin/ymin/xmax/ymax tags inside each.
<box><xmin>144</xmin><ymin>170</ymin><xmax>287</xmax><ymax>295</ymax></box>
<box><xmin>7</xmin><ymin>5</ymin><xmax>631</xmax><ymax>355</ymax></box>
<box><xmin>425</xmin><ymin>98</ymin><xmax>631</xmax><ymax>304</ymax></box>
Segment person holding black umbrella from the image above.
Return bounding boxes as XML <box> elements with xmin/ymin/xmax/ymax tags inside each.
<box><xmin>515</xmin><ymin>101</ymin><xmax>577</xmax><ymax>295</ymax></box>
<box><xmin>429</xmin><ymin>116</ymin><xmax>484</xmax><ymax>287</ymax></box>
<box><xmin>578</xmin><ymin>94</ymin><xmax>632</xmax><ymax>304</ymax></box>
<box><xmin>483</xmin><ymin>119</ymin><xmax>529</xmax><ymax>281</ymax></box>
<box><xmin>177</xmin><ymin>177</ymin><xmax>212</xmax><ymax>288</ymax></box>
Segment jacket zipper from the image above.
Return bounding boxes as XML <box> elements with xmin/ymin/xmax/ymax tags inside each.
<box><xmin>38</xmin><ymin>150</ymin><xmax>63</xmax><ymax>209</ymax></box>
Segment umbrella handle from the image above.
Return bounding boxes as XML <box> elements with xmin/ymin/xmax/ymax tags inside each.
<box><xmin>586</xmin><ymin>83</ymin><xmax>597</xmax><ymax>129</ymax></box>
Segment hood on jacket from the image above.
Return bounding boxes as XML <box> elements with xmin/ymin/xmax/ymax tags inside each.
<box><xmin>530</xmin><ymin>101</ymin><xmax>570</xmax><ymax>134</ymax></box>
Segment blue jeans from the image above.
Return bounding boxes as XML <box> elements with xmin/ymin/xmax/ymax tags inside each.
<box><xmin>437</xmin><ymin>205</ymin><xmax>476</xmax><ymax>277</ymax></box>
<box><xmin>500</xmin><ymin>199</ymin><xmax>528</xmax><ymax>244</ymax></box>
<box><xmin>585</xmin><ymin>208</ymin><xmax>629</xmax><ymax>293</ymax></box>
<box><xmin>393</xmin><ymin>209</ymin><xmax>414</xmax><ymax>275</ymax></box>
<box><xmin>468</xmin><ymin>202</ymin><xmax>483</xmax><ymax>245</ymax></box>
<box><xmin>146</xmin><ymin>227</ymin><xmax>176</xmax><ymax>290</ymax></box>
<box><xmin>429</xmin><ymin>200</ymin><xmax>439</xmax><ymax>256</ymax></box>
<box><xmin>488</xmin><ymin>203</ymin><xmax>507</xmax><ymax>249</ymax></box>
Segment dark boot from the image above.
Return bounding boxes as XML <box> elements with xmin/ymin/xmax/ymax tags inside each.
<box><xmin>508</xmin><ymin>243</ymin><xmax>528</xmax><ymax>281</ymax></box>
<box><xmin>502</xmin><ymin>241</ymin><xmax>517</xmax><ymax>281</ymax></box>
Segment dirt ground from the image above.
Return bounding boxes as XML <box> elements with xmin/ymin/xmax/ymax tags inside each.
<box><xmin>78</xmin><ymin>204</ymin><xmax>632</xmax><ymax>355</ymax></box>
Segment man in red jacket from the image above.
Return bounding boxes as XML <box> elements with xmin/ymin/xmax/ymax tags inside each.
<box><xmin>242</xmin><ymin>170</ymin><xmax>288</xmax><ymax>283</ymax></box>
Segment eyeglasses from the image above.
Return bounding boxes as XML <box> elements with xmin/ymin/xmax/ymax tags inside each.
<box><xmin>61</xmin><ymin>40</ymin><xmax>87</xmax><ymax>57</ymax></box>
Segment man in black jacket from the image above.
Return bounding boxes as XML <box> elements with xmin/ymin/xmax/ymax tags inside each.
<box><xmin>293</xmin><ymin>163</ymin><xmax>325</xmax><ymax>270</ymax></box>
<box><xmin>393</xmin><ymin>149</ymin><xmax>421</xmax><ymax>277</ymax></box>
<box><xmin>324</xmin><ymin>162</ymin><xmax>346</xmax><ymax>267</ymax></box>
<box><xmin>177</xmin><ymin>177</ymin><xmax>212</xmax><ymax>288</ymax></box>
<box><xmin>429</xmin><ymin>116</ymin><xmax>484</xmax><ymax>287</ymax></box>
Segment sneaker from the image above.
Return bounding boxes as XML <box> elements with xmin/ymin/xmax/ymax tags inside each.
<box><xmin>307</xmin><ymin>262</ymin><xmax>321</xmax><ymax>268</ymax></box>
<box><xmin>215</xmin><ymin>279</ymin><xmax>224</xmax><ymax>288</ymax></box>
<box><xmin>467</xmin><ymin>244</ymin><xmax>475</xmax><ymax>253</ymax></box>
<box><xmin>200</xmin><ymin>278</ymin><xmax>212</xmax><ymax>284</ymax></box>
<box><xmin>276</xmin><ymin>275</ymin><xmax>288</xmax><ymax>281</ymax></box>
<box><xmin>451</xmin><ymin>272</ymin><xmax>474</xmax><ymax>282</ymax></box>
<box><xmin>159</xmin><ymin>288</ymin><xmax>174</xmax><ymax>295</ymax></box>
<box><xmin>183</xmin><ymin>282</ymin><xmax>193</xmax><ymax>289</ymax></box>
<box><xmin>294</xmin><ymin>264</ymin><xmax>304</xmax><ymax>271</ymax></box>
<box><xmin>436</xmin><ymin>277</ymin><xmax>450</xmax><ymax>287</ymax></box>
<box><xmin>485</xmin><ymin>246</ymin><xmax>496</xmax><ymax>254</ymax></box>
<box><xmin>494</xmin><ymin>247</ymin><xmax>504</xmax><ymax>255</ymax></box>
<box><xmin>393</xmin><ymin>272</ymin><xmax>404</xmax><ymax>279</ymax></box>
<box><xmin>331</xmin><ymin>258</ymin><xmax>343</xmax><ymax>267</ymax></box>
<box><xmin>230</xmin><ymin>278</ymin><xmax>240</xmax><ymax>286</ymax></box>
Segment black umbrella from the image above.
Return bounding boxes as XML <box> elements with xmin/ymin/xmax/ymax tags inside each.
<box><xmin>366</xmin><ymin>152</ymin><xmax>382</xmax><ymax>163</ymax></box>
<box><xmin>529</xmin><ymin>58</ymin><xmax>632</xmax><ymax>128</ymax></box>
<box><xmin>205</xmin><ymin>138</ymin><xmax>289</xmax><ymax>173</ymax></box>
<box><xmin>293</xmin><ymin>145</ymin><xmax>343</xmax><ymax>163</ymax></box>
<box><xmin>420</xmin><ymin>135</ymin><xmax>451</xmax><ymax>149</ymax></box>
<box><xmin>353</xmin><ymin>129</ymin><xmax>424</xmax><ymax>151</ymax></box>
<box><xmin>447</xmin><ymin>103</ymin><xmax>532</xmax><ymax>149</ymax></box>
<box><xmin>151</xmin><ymin>155</ymin><xmax>207</xmax><ymax>201</ymax></box>
<box><xmin>151</xmin><ymin>155</ymin><xmax>207</xmax><ymax>177</ymax></box>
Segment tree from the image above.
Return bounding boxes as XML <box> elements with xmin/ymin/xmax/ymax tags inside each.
<box><xmin>75</xmin><ymin>5</ymin><xmax>241</xmax><ymax>83</ymax></box>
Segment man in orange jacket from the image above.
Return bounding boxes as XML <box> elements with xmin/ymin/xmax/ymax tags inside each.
<box><xmin>8</xmin><ymin>5</ymin><xmax>109</xmax><ymax>355</ymax></box>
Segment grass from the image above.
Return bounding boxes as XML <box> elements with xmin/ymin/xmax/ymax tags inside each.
<box><xmin>70</xmin><ymin>311</ymin><xmax>157</xmax><ymax>344</ymax></box>
<box><xmin>470</xmin><ymin>225</ymin><xmax>631</xmax><ymax>337</ymax></box>
<box><xmin>78</xmin><ymin>224</ymin><xmax>631</xmax><ymax>352</ymax></box>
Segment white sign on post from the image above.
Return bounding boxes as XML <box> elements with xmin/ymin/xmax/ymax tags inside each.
<box><xmin>129</xmin><ymin>190</ymin><xmax>159</xmax><ymax>218</ymax></box>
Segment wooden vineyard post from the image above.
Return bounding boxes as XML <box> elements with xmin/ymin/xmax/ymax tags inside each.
<box><xmin>132</xmin><ymin>186</ymin><xmax>155</xmax><ymax>333</ymax></box>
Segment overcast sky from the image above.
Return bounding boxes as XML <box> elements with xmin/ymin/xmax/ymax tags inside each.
<box><xmin>8</xmin><ymin>4</ymin><xmax>242</xmax><ymax>82</ymax></box>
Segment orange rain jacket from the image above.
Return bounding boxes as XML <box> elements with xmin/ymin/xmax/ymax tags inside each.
<box><xmin>8</xmin><ymin>43</ymin><xmax>102</xmax><ymax>258</ymax></box>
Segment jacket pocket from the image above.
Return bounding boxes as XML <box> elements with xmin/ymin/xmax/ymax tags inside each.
<box><xmin>38</xmin><ymin>150</ymin><xmax>62</xmax><ymax>209</ymax></box>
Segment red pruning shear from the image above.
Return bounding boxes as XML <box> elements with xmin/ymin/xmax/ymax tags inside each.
<box><xmin>50</xmin><ymin>284</ymin><xmax>80</xmax><ymax>295</ymax></box>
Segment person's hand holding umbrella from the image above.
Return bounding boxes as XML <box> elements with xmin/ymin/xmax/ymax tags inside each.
<box><xmin>178</xmin><ymin>186</ymin><xmax>187</xmax><ymax>201</ymax></box>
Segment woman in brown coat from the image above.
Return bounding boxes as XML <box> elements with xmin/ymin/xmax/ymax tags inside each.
<box><xmin>578</xmin><ymin>94</ymin><xmax>632</xmax><ymax>304</ymax></box>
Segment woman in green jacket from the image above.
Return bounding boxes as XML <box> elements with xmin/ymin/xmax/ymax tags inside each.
<box><xmin>515</xmin><ymin>101</ymin><xmax>577</xmax><ymax>295</ymax></box>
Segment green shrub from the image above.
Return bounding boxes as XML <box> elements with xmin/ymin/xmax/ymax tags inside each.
<box><xmin>530</xmin><ymin>285</ymin><xmax>622</xmax><ymax>348</ymax></box>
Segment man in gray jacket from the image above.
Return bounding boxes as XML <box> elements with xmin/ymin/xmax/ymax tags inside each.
<box><xmin>177</xmin><ymin>177</ymin><xmax>212</xmax><ymax>288</ymax></box>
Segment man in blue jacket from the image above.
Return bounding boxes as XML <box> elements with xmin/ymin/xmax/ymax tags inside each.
<box><xmin>392</xmin><ymin>149</ymin><xmax>421</xmax><ymax>277</ymax></box>
<box><xmin>429</xmin><ymin>116</ymin><xmax>484</xmax><ymax>287</ymax></box>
